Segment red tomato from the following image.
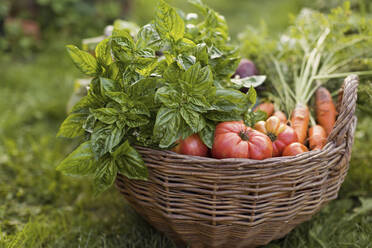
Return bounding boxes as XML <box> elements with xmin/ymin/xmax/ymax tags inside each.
<box><xmin>273</xmin><ymin>111</ymin><xmax>287</xmax><ymax>124</ymax></box>
<box><xmin>212</xmin><ymin>121</ymin><xmax>273</xmax><ymax>160</ymax></box>
<box><xmin>173</xmin><ymin>134</ymin><xmax>208</xmax><ymax>157</ymax></box>
<box><xmin>282</xmin><ymin>142</ymin><xmax>308</xmax><ymax>156</ymax></box>
<box><xmin>254</xmin><ymin>116</ymin><xmax>298</xmax><ymax>157</ymax></box>
<box><xmin>253</xmin><ymin>102</ymin><xmax>275</xmax><ymax>117</ymax></box>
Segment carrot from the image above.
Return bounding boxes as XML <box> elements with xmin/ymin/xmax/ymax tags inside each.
<box><xmin>254</xmin><ymin>102</ymin><xmax>274</xmax><ymax>117</ymax></box>
<box><xmin>273</xmin><ymin>111</ymin><xmax>287</xmax><ymax>124</ymax></box>
<box><xmin>315</xmin><ymin>87</ymin><xmax>337</xmax><ymax>136</ymax></box>
<box><xmin>290</xmin><ymin>103</ymin><xmax>309</xmax><ymax>144</ymax></box>
<box><xmin>309</xmin><ymin>125</ymin><xmax>327</xmax><ymax>150</ymax></box>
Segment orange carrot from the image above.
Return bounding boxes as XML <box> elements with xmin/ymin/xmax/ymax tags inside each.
<box><xmin>254</xmin><ymin>102</ymin><xmax>274</xmax><ymax>117</ymax></box>
<box><xmin>316</xmin><ymin>87</ymin><xmax>337</xmax><ymax>136</ymax></box>
<box><xmin>309</xmin><ymin>125</ymin><xmax>327</xmax><ymax>150</ymax></box>
<box><xmin>290</xmin><ymin>103</ymin><xmax>309</xmax><ymax>144</ymax></box>
<box><xmin>273</xmin><ymin>111</ymin><xmax>287</xmax><ymax>124</ymax></box>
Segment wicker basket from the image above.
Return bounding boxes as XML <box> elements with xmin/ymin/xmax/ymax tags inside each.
<box><xmin>115</xmin><ymin>75</ymin><xmax>359</xmax><ymax>248</ymax></box>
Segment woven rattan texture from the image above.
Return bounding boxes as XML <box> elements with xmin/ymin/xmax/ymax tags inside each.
<box><xmin>116</xmin><ymin>75</ymin><xmax>359</xmax><ymax>248</ymax></box>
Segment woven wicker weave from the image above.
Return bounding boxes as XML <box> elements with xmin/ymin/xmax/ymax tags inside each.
<box><xmin>115</xmin><ymin>75</ymin><xmax>359</xmax><ymax>248</ymax></box>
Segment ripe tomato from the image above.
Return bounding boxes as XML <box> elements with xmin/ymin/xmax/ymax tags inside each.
<box><xmin>253</xmin><ymin>102</ymin><xmax>275</xmax><ymax>117</ymax></box>
<box><xmin>254</xmin><ymin>116</ymin><xmax>298</xmax><ymax>157</ymax></box>
<box><xmin>282</xmin><ymin>142</ymin><xmax>308</xmax><ymax>156</ymax></box>
<box><xmin>212</xmin><ymin>121</ymin><xmax>273</xmax><ymax>160</ymax></box>
<box><xmin>173</xmin><ymin>134</ymin><xmax>208</xmax><ymax>157</ymax></box>
<box><xmin>273</xmin><ymin>111</ymin><xmax>287</xmax><ymax>124</ymax></box>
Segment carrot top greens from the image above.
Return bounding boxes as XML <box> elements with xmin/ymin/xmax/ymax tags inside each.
<box><xmin>240</xmin><ymin>2</ymin><xmax>372</xmax><ymax>115</ymax></box>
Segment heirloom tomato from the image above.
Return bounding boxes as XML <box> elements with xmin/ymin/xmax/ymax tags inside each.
<box><xmin>173</xmin><ymin>134</ymin><xmax>208</xmax><ymax>157</ymax></box>
<box><xmin>254</xmin><ymin>116</ymin><xmax>298</xmax><ymax>156</ymax></box>
<box><xmin>212</xmin><ymin>121</ymin><xmax>272</xmax><ymax>160</ymax></box>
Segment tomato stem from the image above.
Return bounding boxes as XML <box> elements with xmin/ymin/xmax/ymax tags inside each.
<box><xmin>267</xmin><ymin>132</ymin><xmax>277</xmax><ymax>142</ymax></box>
<box><xmin>239</xmin><ymin>131</ymin><xmax>249</xmax><ymax>141</ymax></box>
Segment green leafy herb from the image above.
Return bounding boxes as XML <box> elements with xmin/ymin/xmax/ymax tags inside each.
<box><xmin>66</xmin><ymin>45</ymin><xmax>99</xmax><ymax>76</ymax></box>
<box><xmin>56</xmin><ymin>141</ymin><xmax>96</xmax><ymax>176</ymax></box>
<box><xmin>58</xmin><ymin>0</ymin><xmax>252</xmax><ymax>194</ymax></box>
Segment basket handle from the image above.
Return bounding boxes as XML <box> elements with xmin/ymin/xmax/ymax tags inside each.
<box><xmin>328</xmin><ymin>74</ymin><xmax>359</xmax><ymax>146</ymax></box>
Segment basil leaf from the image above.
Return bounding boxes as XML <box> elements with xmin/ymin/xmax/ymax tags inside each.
<box><xmin>155</xmin><ymin>0</ymin><xmax>185</xmax><ymax>41</ymax></box>
<box><xmin>136</xmin><ymin>24</ymin><xmax>162</xmax><ymax>50</ymax></box>
<box><xmin>130</xmin><ymin>103</ymin><xmax>151</xmax><ymax>117</ymax></box>
<box><xmin>106</xmin><ymin>62</ymin><xmax>120</xmax><ymax>80</ymax></box>
<box><xmin>155</xmin><ymin>86</ymin><xmax>180</xmax><ymax>108</ymax></box>
<box><xmin>105</xmin><ymin>92</ymin><xmax>130</xmax><ymax>105</ymax></box>
<box><xmin>176</xmin><ymin>38</ymin><xmax>196</xmax><ymax>52</ymax></box>
<box><xmin>91</xmin><ymin>108</ymin><xmax>119</xmax><ymax>125</ymax></box>
<box><xmin>181</xmin><ymin>62</ymin><xmax>213</xmax><ymax>85</ymax></box>
<box><xmin>135</xmin><ymin>59</ymin><xmax>158</xmax><ymax>77</ymax></box>
<box><xmin>188</xmin><ymin>95</ymin><xmax>213</xmax><ymax>113</ymax></box>
<box><xmin>83</xmin><ymin>114</ymin><xmax>96</xmax><ymax>133</ymax></box>
<box><xmin>99</xmin><ymin>77</ymin><xmax>121</xmax><ymax>94</ymax></box>
<box><xmin>57</xmin><ymin>113</ymin><xmax>86</xmax><ymax>138</ymax></box>
<box><xmin>56</xmin><ymin>141</ymin><xmax>96</xmax><ymax>176</ymax></box>
<box><xmin>130</xmin><ymin>78</ymin><xmax>160</xmax><ymax>98</ymax></box>
<box><xmin>154</xmin><ymin>108</ymin><xmax>182</xmax><ymax>148</ymax></box>
<box><xmin>213</xmin><ymin>89</ymin><xmax>249</xmax><ymax>113</ymax></box>
<box><xmin>66</xmin><ymin>45</ymin><xmax>99</xmax><ymax>76</ymax></box>
<box><xmin>125</xmin><ymin>114</ymin><xmax>150</xmax><ymax>128</ymax></box>
<box><xmin>91</xmin><ymin>125</ymin><xmax>112</xmax><ymax>158</ymax></box>
<box><xmin>113</xmin><ymin>140</ymin><xmax>148</xmax><ymax>180</ymax></box>
<box><xmin>180</xmin><ymin>107</ymin><xmax>206</xmax><ymax>133</ymax></box>
<box><xmin>213</xmin><ymin>55</ymin><xmax>240</xmax><ymax>78</ymax></box>
<box><xmin>247</xmin><ymin>86</ymin><xmax>257</xmax><ymax>105</ymax></box>
<box><xmin>91</xmin><ymin>124</ymin><xmax>124</xmax><ymax>158</ymax></box>
<box><xmin>244</xmin><ymin>110</ymin><xmax>267</xmax><ymax>127</ymax></box>
<box><xmin>93</xmin><ymin>156</ymin><xmax>118</xmax><ymax>195</ymax></box>
<box><xmin>70</xmin><ymin>93</ymin><xmax>101</xmax><ymax>114</ymax></box>
<box><xmin>105</xmin><ymin>125</ymin><xmax>125</xmax><ymax>153</ymax></box>
<box><xmin>194</xmin><ymin>43</ymin><xmax>209</xmax><ymax>65</ymax></box>
<box><xmin>206</xmin><ymin>111</ymin><xmax>243</xmax><ymax>122</ymax></box>
<box><xmin>176</xmin><ymin>54</ymin><xmax>196</xmax><ymax>70</ymax></box>
<box><xmin>110</xmin><ymin>31</ymin><xmax>135</xmax><ymax>63</ymax></box>
<box><xmin>163</xmin><ymin>63</ymin><xmax>182</xmax><ymax>84</ymax></box>
<box><xmin>95</xmin><ymin>39</ymin><xmax>112</xmax><ymax>66</ymax></box>
<box><xmin>199</xmin><ymin>121</ymin><xmax>215</xmax><ymax>149</ymax></box>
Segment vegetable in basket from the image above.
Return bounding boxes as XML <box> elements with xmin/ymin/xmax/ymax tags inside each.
<box><xmin>273</xmin><ymin>110</ymin><xmax>287</xmax><ymax>123</ymax></box>
<box><xmin>57</xmin><ymin>0</ymin><xmax>267</xmax><ymax>194</ymax></box>
<box><xmin>212</xmin><ymin>121</ymin><xmax>273</xmax><ymax>160</ymax></box>
<box><xmin>239</xmin><ymin>3</ymin><xmax>372</xmax><ymax>142</ymax></box>
<box><xmin>283</xmin><ymin>142</ymin><xmax>309</xmax><ymax>156</ymax></box>
<box><xmin>315</xmin><ymin>87</ymin><xmax>337</xmax><ymax>136</ymax></box>
<box><xmin>173</xmin><ymin>134</ymin><xmax>208</xmax><ymax>157</ymax></box>
<box><xmin>254</xmin><ymin>116</ymin><xmax>298</xmax><ymax>157</ymax></box>
<box><xmin>309</xmin><ymin>125</ymin><xmax>327</xmax><ymax>150</ymax></box>
<box><xmin>254</xmin><ymin>102</ymin><xmax>274</xmax><ymax>117</ymax></box>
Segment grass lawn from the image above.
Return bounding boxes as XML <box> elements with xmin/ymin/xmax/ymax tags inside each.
<box><xmin>0</xmin><ymin>39</ymin><xmax>372</xmax><ymax>247</ymax></box>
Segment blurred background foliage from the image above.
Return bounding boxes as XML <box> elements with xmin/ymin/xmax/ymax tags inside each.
<box><xmin>0</xmin><ymin>0</ymin><xmax>371</xmax><ymax>247</ymax></box>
